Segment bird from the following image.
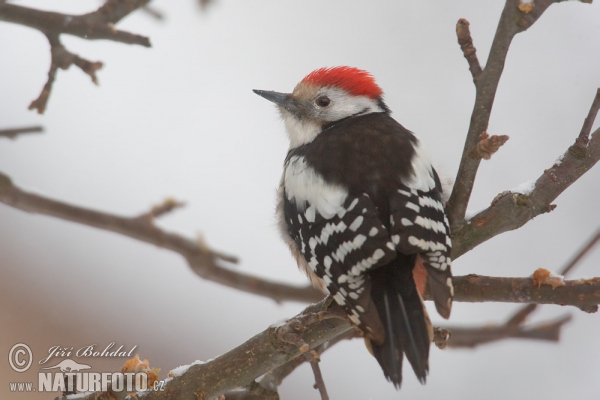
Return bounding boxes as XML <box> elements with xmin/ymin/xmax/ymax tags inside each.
<box><xmin>253</xmin><ymin>66</ymin><xmax>453</xmax><ymax>389</ymax></box>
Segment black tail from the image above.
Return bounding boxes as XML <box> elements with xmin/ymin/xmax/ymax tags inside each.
<box><xmin>369</xmin><ymin>254</ymin><xmax>430</xmax><ymax>389</ymax></box>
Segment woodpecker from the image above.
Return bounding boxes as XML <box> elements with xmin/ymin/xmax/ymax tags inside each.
<box><xmin>254</xmin><ymin>66</ymin><xmax>453</xmax><ymax>388</ymax></box>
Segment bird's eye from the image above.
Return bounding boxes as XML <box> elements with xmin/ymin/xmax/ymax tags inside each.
<box><xmin>316</xmin><ymin>96</ymin><xmax>331</xmax><ymax>107</ymax></box>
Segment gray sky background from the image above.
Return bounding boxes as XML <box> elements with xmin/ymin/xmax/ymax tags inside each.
<box><xmin>1</xmin><ymin>1</ymin><xmax>599</xmax><ymax>399</ymax></box>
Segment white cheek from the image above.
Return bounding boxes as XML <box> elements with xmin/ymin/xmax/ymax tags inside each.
<box><xmin>281</xmin><ymin>111</ymin><xmax>320</xmax><ymax>148</ymax></box>
<box><xmin>321</xmin><ymin>89</ymin><xmax>384</xmax><ymax>121</ymax></box>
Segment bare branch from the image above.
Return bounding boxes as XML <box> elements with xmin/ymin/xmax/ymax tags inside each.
<box><xmin>445</xmin><ymin>0</ymin><xmax>589</xmax><ymax>230</ymax></box>
<box><xmin>445</xmin><ymin>314</ymin><xmax>572</xmax><ymax>348</ymax></box>
<box><xmin>445</xmin><ymin>228</ymin><xmax>599</xmax><ymax>348</ymax></box>
<box><xmin>452</xmin><ymin>118</ymin><xmax>600</xmax><ymax>258</ymax></box>
<box><xmin>136</xmin><ymin>197</ymin><xmax>186</xmax><ymax>221</ymax></box>
<box><xmin>0</xmin><ymin>1</ymin><xmax>151</xmax><ymax>46</ymax></box>
<box><xmin>0</xmin><ymin>171</ymin><xmax>323</xmax><ymax>304</ymax></box>
<box><xmin>29</xmin><ymin>34</ymin><xmax>103</xmax><ymax>114</ymax></box>
<box><xmin>0</xmin><ymin>0</ymin><xmax>152</xmax><ymax>113</ymax></box>
<box><xmin>434</xmin><ymin>304</ymin><xmax>572</xmax><ymax>350</ymax></box>
<box><xmin>73</xmin><ymin>271</ymin><xmax>600</xmax><ymax>400</ymax></box>
<box><xmin>449</xmin><ymin>275</ymin><xmax>600</xmax><ymax>313</ymax></box>
<box><xmin>0</xmin><ymin>125</ymin><xmax>43</xmax><ymax>139</ymax></box>
<box><xmin>123</xmin><ymin>300</ymin><xmax>349</xmax><ymax>400</ymax></box>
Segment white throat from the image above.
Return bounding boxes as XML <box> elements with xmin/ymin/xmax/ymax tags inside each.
<box><xmin>282</xmin><ymin>113</ymin><xmax>321</xmax><ymax>149</ymax></box>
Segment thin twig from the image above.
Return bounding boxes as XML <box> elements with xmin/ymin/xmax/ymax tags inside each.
<box><xmin>140</xmin><ymin>5</ymin><xmax>164</xmax><ymax>20</ymax></box>
<box><xmin>445</xmin><ymin>314</ymin><xmax>572</xmax><ymax>348</ymax></box>
<box><xmin>560</xmin><ymin>229</ymin><xmax>600</xmax><ymax>276</ymax></box>
<box><xmin>0</xmin><ymin>126</ymin><xmax>43</xmax><ymax>139</ymax></box>
<box><xmin>136</xmin><ymin>198</ymin><xmax>186</xmax><ymax>221</ymax></box>
<box><xmin>308</xmin><ymin>351</ymin><xmax>329</xmax><ymax>400</ymax></box>
<box><xmin>576</xmin><ymin>88</ymin><xmax>600</xmax><ymax>148</ymax></box>
<box><xmin>456</xmin><ymin>18</ymin><xmax>482</xmax><ymax>80</ymax></box>
<box><xmin>29</xmin><ymin>34</ymin><xmax>103</xmax><ymax>114</ymax></box>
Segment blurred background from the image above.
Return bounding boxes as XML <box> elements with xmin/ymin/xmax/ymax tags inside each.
<box><xmin>1</xmin><ymin>1</ymin><xmax>599</xmax><ymax>399</ymax></box>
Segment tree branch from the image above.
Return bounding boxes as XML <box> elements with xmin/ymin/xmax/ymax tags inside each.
<box><xmin>452</xmin><ymin>104</ymin><xmax>600</xmax><ymax>258</ymax></box>
<box><xmin>0</xmin><ymin>1</ymin><xmax>151</xmax><ymax>46</ymax></box>
<box><xmin>449</xmin><ymin>275</ymin><xmax>600</xmax><ymax>312</ymax></box>
<box><xmin>0</xmin><ymin>0</ymin><xmax>152</xmax><ymax>113</ymax></box>
<box><xmin>29</xmin><ymin>33</ymin><xmax>104</xmax><ymax>113</ymax></box>
<box><xmin>0</xmin><ymin>125</ymin><xmax>43</xmax><ymax>139</ymax></box>
<box><xmin>445</xmin><ymin>0</ymin><xmax>592</xmax><ymax>231</ymax></box>
<box><xmin>435</xmin><ymin>227</ymin><xmax>598</xmax><ymax>349</ymax></box>
<box><xmin>0</xmin><ymin>172</ymin><xmax>323</xmax><ymax>304</ymax></box>
<box><xmin>70</xmin><ymin>269</ymin><xmax>600</xmax><ymax>400</ymax></box>
<box><xmin>445</xmin><ymin>313</ymin><xmax>573</xmax><ymax>348</ymax></box>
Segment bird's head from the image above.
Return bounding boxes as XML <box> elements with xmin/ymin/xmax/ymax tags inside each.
<box><xmin>254</xmin><ymin>66</ymin><xmax>389</xmax><ymax>148</ymax></box>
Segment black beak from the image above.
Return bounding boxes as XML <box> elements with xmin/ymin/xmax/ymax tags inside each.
<box><xmin>253</xmin><ymin>90</ymin><xmax>289</xmax><ymax>105</ymax></box>
<box><xmin>253</xmin><ymin>89</ymin><xmax>300</xmax><ymax>115</ymax></box>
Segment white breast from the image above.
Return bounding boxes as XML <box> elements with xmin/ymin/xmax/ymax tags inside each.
<box><xmin>284</xmin><ymin>155</ymin><xmax>348</xmax><ymax>219</ymax></box>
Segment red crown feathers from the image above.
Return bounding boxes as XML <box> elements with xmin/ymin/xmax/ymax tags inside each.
<box><xmin>301</xmin><ymin>66</ymin><xmax>383</xmax><ymax>99</ymax></box>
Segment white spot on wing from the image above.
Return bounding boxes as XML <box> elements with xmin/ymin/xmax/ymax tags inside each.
<box><xmin>418</xmin><ymin>196</ymin><xmax>444</xmax><ymax>212</ymax></box>
<box><xmin>401</xmin><ymin>218</ymin><xmax>413</xmax><ymax>226</ymax></box>
<box><xmin>405</xmin><ymin>202</ymin><xmax>420</xmax><ymax>213</ymax></box>
<box><xmin>372</xmin><ymin>249</ymin><xmax>385</xmax><ymax>260</ymax></box>
<box><xmin>408</xmin><ymin>236</ymin><xmax>447</xmax><ymax>251</ymax></box>
<box><xmin>324</xmin><ymin>256</ymin><xmax>332</xmax><ymax>270</ymax></box>
<box><xmin>353</xmin><ymin>234</ymin><xmax>367</xmax><ymax>249</ymax></box>
<box><xmin>414</xmin><ymin>216</ymin><xmax>446</xmax><ymax>233</ymax></box>
<box><xmin>333</xmin><ymin>292</ymin><xmax>346</xmax><ymax>305</ymax></box>
<box><xmin>349</xmin><ymin>216</ymin><xmax>364</xmax><ymax>231</ymax></box>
